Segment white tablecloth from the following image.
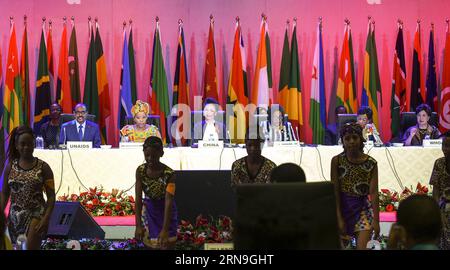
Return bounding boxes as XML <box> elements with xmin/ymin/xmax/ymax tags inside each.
<box><xmin>34</xmin><ymin>145</ymin><xmax>442</xmax><ymax>195</ymax></box>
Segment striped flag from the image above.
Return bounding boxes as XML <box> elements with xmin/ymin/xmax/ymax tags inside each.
<box><xmin>426</xmin><ymin>26</ymin><xmax>437</xmax><ymax>112</ymax></box>
<box><xmin>20</xmin><ymin>20</ymin><xmax>31</xmax><ymax>126</ymax></box>
<box><xmin>2</xmin><ymin>20</ymin><xmax>22</xmax><ymax>133</ymax></box>
<box><xmin>410</xmin><ymin>22</ymin><xmax>426</xmax><ymax>111</ymax></box>
<box><xmin>69</xmin><ymin>19</ymin><xmax>81</xmax><ymax>107</ymax></box>
<box><xmin>390</xmin><ymin>22</ymin><xmax>407</xmax><ymax>139</ymax></box>
<box><xmin>203</xmin><ymin>17</ymin><xmax>219</xmax><ymax>102</ymax></box>
<box><xmin>287</xmin><ymin>21</ymin><xmax>303</xmax><ymax>135</ymax></box>
<box><xmin>227</xmin><ymin>19</ymin><xmax>248</xmax><ymax>143</ymax></box>
<box><xmin>251</xmin><ymin>15</ymin><xmax>272</xmax><ymax>108</ymax></box>
<box><xmin>439</xmin><ymin>22</ymin><xmax>450</xmax><ymax>133</ymax></box>
<box><xmin>128</xmin><ymin>24</ymin><xmax>138</xmax><ymax>104</ymax></box>
<box><xmin>172</xmin><ymin>22</ymin><xmax>190</xmax><ymax>146</ymax></box>
<box><xmin>83</xmin><ymin>21</ymin><xmax>99</xmax><ymax>127</ymax></box>
<box><xmin>150</xmin><ymin>20</ymin><xmax>170</xmax><ymax>144</ymax></box>
<box><xmin>0</xmin><ymin>45</ymin><xmax>5</xmax><ymax>170</ymax></box>
<box><xmin>56</xmin><ymin>20</ymin><xmax>72</xmax><ymax>113</ymax></box>
<box><xmin>95</xmin><ymin>21</ymin><xmax>111</xmax><ymax>144</ymax></box>
<box><xmin>336</xmin><ymin>22</ymin><xmax>357</xmax><ymax>114</ymax></box>
<box><xmin>33</xmin><ymin>22</ymin><xmax>52</xmax><ymax>134</ymax></box>
<box><xmin>119</xmin><ymin>25</ymin><xmax>132</xmax><ymax>129</ymax></box>
<box><xmin>309</xmin><ymin>19</ymin><xmax>326</xmax><ymax>144</ymax></box>
<box><xmin>47</xmin><ymin>22</ymin><xmax>55</xmax><ymax>101</ymax></box>
<box><xmin>361</xmin><ymin>19</ymin><xmax>382</xmax><ymax>127</ymax></box>
<box><xmin>278</xmin><ymin>22</ymin><xmax>290</xmax><ymax>116</ymax></box>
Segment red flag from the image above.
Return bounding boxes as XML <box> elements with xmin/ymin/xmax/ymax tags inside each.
<box><xmin>47</xmin><ymin>21</ymin><xmax>55</xmax><ymax>101</ymax></box>
<box><xmin>440</xmin><ymin>23</ymin><xmax>450</xmax><ymax>133</ymax></box>
<box><xmin>203</xmin><ymin>18</ymin><xmax>219</xmax><ymax>102</ymax></box>
<box><xmin>56</xmin><ymin>20</ymin><xmax>72</xmax><ymax>113</ymax></box>
<box><xmin>20</xmin><ymin>20</ymin><xmax>31</xmax><ymax>126</ymax></box>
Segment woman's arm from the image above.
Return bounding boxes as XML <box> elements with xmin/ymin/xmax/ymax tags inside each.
<box><xmin>0</xmin><ymin>163</ymin><xmax>12</xmax><ymax>212</ymax></box>
<box><xmin>135</xmin><ymin>167</ymin><xmax>144</xmax><ymax>240</ymax></box>
<box><xmin>429</xmin><ymin>160</ymin><xmax>440</xmax><ymax>202</ymax></box>
<box><xmin>330</xmin><ymin>156</ymin><xmax>344</xmax><ymax>235</ymax></box>
<box><xmin>370</xmin><ymin>163</ymin><xmax>380</xmax><ymax>237</ymax></box>
<box><xmin>403</xmin><ymin>127</ymin><xmax>416</xmax><ymax>146</ymax></box>
<box><xmin>159</xmin><ymin>174</ymin><xmax>176</xmax><ymax>248</ymax></box>
<box><xmin>36</xmin><ymin>163</ymin><xmax>56</xmax><ymax>233</ymax></box>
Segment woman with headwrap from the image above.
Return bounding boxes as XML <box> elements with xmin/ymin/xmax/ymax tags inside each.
<box><xmin>120</xmin><ymin>100</ymin><xmax>162</xmax><ymax>142</ymax></box>
<box><xmin>330</xmin><ymin>122</ymin><xmax>380</xmax><ymax>249</ymax></box>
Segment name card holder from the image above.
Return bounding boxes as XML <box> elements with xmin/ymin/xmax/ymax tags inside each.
<box><xmin>67</xmin><ymin>141</ymin><xmax>92</xmax><ymax>149</ymax></box>
<box><xmin>273</xmin><ymin>141</ymin><xmax>301</xmax><ymax>147</ymax></box>
<box><xmin>423</xmin><ymin>139</ymin><xmax>442</xmax><ymax>147</ymax></box>
<box><xmin>119</xmin><ymin>142</ymin><xmax>144</xmax><ymax>149</ymax></box>
<box><xmin>203</xmin><ymin>243</ymin><xmax>234</xmax><ymax>250</ymax></box>
<box><xmin>198</xmin><ymin>140</ymin><xmax>224</xmax><ymax>148</ymax></box>
<box><xmin>364</xmin><ymin>140</ymin><xmax>374</xmax><ymax>147</ymax></box>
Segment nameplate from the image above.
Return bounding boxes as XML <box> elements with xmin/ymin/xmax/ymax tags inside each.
<box><xmin>198</xmin><ymin>140</ymin><xmax>224</xmax><ymax>148</ymax></box>
<box><xmin>364</xmin><ymin>140</ymin><xmax>374</xmax><ymax>147</ymax></box>
<box><xmin>203</xmin><ymin>243</ymin><xmax>234</xmax><ymax>250</ymax></box>
<box><xmin>67</xmin><ymin>141</ymin><xmax>92</xmax><ymax>149</ymax></box>
<box><xmin>273</xmin><ymin>141</ymin><xmax>301</xmax><ymax>147</ymax></box>
<box><xmin>423</xmin><ymin>139</ymin><xmax>442</xmax><ymax>147</ymax></box>
<box><xmin>119</xmin><ymin>142</ymin><xmax>144</xmax><ymax>149</ymax></box>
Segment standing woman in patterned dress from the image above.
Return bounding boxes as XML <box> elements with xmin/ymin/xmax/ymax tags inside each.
<box><xmin>134</xmin><ymin>136</ymin><xmax>177</xmax><ymax>249</ymax></box>
<box><xmin>1</xmin><ymin>126</ymin><xmax>55</xmax><ymax>250</ymax></box>
<box><xmin>330</xmin><ymin>123</ymin><xmax>380</xmax><ymax>249</ymax></box>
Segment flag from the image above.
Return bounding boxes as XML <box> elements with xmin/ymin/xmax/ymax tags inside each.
<box><xmin>203</xmin><ymin>18</ymin><xmax>219</xmax><ymax>102</ymax></box>
<box><xmin>0</xmin><ymin>46</ymin><xmax>5</xmax><ymax>171</ymax></box>
<box><xmin>83</xmin><ymin>22</ymin><xmax>99</xmax><ymax>128</ymax></box>
<box><xmin>309</xmin><ymin>20</ymin><xmax>326</xmax><ymax>144</ymax></box>
<box><xmin>56</xmin><ymin>21</ymin><xmax>72</xmax><ymax>113</ymax></box>
<box><xmin>2</xmin><ymin>21</ymin><xmax>22</xmax><ymax>133</ymax></box>
<box><xmin>336</xmin><ymin>23</ymin><xmax>357</xmax><ymax>114</ymax></box>
<box><xmin>69</xmin><ymin>20</ymin><xmax>81</xmax><ymax>107</ymax></box>
<box><xmin>172</xmin><ymin>22</ymin><xmax>190</xmax><ymax>146</ymax></box>
<box><xmin>390</xmin><ymin>23</ymin><xmax>407</xmax><ymax>139</ymax></box>
<box><xmin>410</xmin><ymin>22</ymin><xmax>426</xmax><ymax>111</ymax></box>
<box><xmin>47</xmin><ymin>23</ymin><xmax>55</xmax><ymax>101</ymax></box>
<box><xmin>227</xmin><ymin>20</ymin><xmax>248</xmax><ymax>143</ymax></box>
<box><xmin>439</xmin><ymin>23</ymin><xmax>450</xmax><ymax>133</ymax></box>
<box><xmin>150</xmin><ymin>21</ymin><xmax>170</xmax><ymax>144</ymax></box>
<box><xmin>95</xmin><ymin>22</ymin><xmax>111</xmax><ymax>144</ymax></box>
<box><xmin>361</xmin><ymin>20</ymin><xmax>382</xmax><ymax>127</ymax></box>
<box><xmin>128</xmin><ymin>24</ymin><xmax>138</xmax><ymax>104</ymax></box>
<box><xmin>278</xmin><ymin>23</ymin><xmax>290</xmax><ymax>116</ymax></box>
<box><xmin>287</xmin><ymin>21</ymin><xmax>303</xmax><ymax>135</ymax></box>
<box><xmin>20</xmin><ymin>22</ymin><xmax>31</xmax><ymax>126</ymax></box>
<box><xmin>251</xmin><ymin>16</ymin><xmax>272</xmax><ymax>108</ymax></box>
<box><xmin>33</xmin><ymin>23</ymin><xmax>52</xmax><ymax>134</ymax></box>
<box><xmin>426</xmin><ymin>27</ymin><xmax>438</xmax><ymax>112</ymax></box>
<box><xmin>119</xmin><ymin>26</ymin><xmax>132</xmax><ymax>129</ymax></box>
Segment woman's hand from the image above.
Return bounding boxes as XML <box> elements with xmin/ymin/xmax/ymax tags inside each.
<box><xmin>158</xmin><ymin>229</ymin><xmax>169</xmax><ymax>249</ymax></box>
<box><xmin>135</xmin><ymin>226</ymin><xmax>145</xmax><ymax>241</ymax></box>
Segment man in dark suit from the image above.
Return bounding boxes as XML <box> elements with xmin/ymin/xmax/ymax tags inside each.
<box><xmin>59</xmin><ymin>103</ymin><xmax>101</xmax><ymax>148</ymax></box>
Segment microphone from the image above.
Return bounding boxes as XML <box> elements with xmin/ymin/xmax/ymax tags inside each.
<box><xmin>296</xmin><ymin>127</ymin><xmax>301</xmax><ymax>144</ymax></box>
<box><xmin>226</xmin><ymin>129</ymin><xmax>234</xmax><ymax>147</ymax></box>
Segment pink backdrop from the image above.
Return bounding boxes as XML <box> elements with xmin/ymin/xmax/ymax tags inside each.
<box><xmin>1</xmin><ymin>0</ymin><xmax>450</xmax><ymax>146</ymax></box>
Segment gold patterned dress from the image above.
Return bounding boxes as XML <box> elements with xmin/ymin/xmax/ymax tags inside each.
<box><xmin>120</xmin><ymin>124</ymin><xmax>160</xmax><ymax>142</ymax></box>
<box><xmin>231</xmin><ymin>156</ymin><xmax>277</xmax><ymax>187</ymax></box>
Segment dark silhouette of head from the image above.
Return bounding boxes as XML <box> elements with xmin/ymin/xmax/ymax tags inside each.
<box><xmin>270</xmin><ymin>163</ymin><xmax>306</xmax><ymax>183</ymax></box>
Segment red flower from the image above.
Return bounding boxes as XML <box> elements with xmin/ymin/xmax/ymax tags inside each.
<box><xmin>86</xmin><ymin>204</ymin><xmax>94</xmax><ymax>209</ymax></box>
<box><xmin>381</xmin><ymin>189</ymin><xmax>390</xmax><ymax>194</ymax></box>
<box><xmin>92</xmin><ymin>198</ymin><xmax>99</xmax><ymax>206</ymax></box>
<box><xmin>80</xmin><ymin>192</ymin><xmax>88</xmax><ymax>197</ymax></box>
<box><xmin>386</xmin><ymin>204</ymin><xmax>395</xmax><ymax>212</ymax></box>
<box><xmin>115</xmin><ymin>204</ymin><xmax>122</xmax><ymax>211</ymax></box>
<box><xmin>118</xmin><ymin>211</ymin><xmax>125</xmax><ymax>216</ymax></box>
<box><xmin>128</xmin><ymin>196</ymin><xmax>135</xmax><ymax>203</ymax></box>
<box><xmin>104</xmin><ymin>208</ymin><xmax>112</xmax><ymax>216</ymax></box>
<box><xmin>111</xmin><ymin>197</ymin><xmax>117</xmax><ymax>203</ymax></box>
<box><xmin>89</xmin><ymin>187</ymin><xmax>97</xmax><ymax>194</ymax></box>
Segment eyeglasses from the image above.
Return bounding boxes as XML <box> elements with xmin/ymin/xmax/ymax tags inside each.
<box><xmin>75</xmin><ymin>111</ymin><xmax>87</xmax><ymax>115</ymax></box>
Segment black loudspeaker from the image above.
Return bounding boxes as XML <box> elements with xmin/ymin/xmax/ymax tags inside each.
<box><xmin>47</xmin><ymin>202</ymin><xmax>105</xmax><ymax>239</ymax></box>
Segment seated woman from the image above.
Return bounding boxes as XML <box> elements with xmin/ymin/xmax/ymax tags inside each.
<box><xmin>120</xmin><ymin>100</ymin><xmax>161</xmax><ymax>142</ymax></box>
<box><xmin>403</xmin><ymin>103</ymin><xmax>440</xmax><ymax>146</ymax></box>
<box><xmin>261</xmin><ymin>105</ymin><xmax>296</xmax><ymax>144</ymax></box>
<box><xmin>191</xmin><ymin>98</ymin><xmax>227</xmax><ymax>144</ymax></box>
<box><xmin>356</xmin><ymin>106</ymin><xmax>383</xmax><ymax>145</ymax></box>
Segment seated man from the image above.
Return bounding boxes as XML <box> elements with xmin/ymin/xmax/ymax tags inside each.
<box><xmin>324</xmin><ymin>105</ymin><xmax>347</xmax><ymax>145</ymax></box>
<box><xmin>388</xmin><ymin>194</ymin><xmax>441</xmax><ymax>250</ymax></box>
<box><xmin>59</xmin><ymin>103</ymin><xmax>101</xmax><ymax>148</ymax></box>
<box><xmin>191</xmin><ymin>98</ymin><xmax>227</xmax><ymax>144</ymax></box>
<box><xmin>39</xmin><ymin>102</ymin><xmax>62</xmax><ymax>149</ymax></box>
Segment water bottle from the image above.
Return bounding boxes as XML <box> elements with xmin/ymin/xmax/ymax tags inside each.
<box><xmin>424</xmin><ymin>134</ymin><xmax>430</xmax><ymax>140</ymax></box>
<box><xmin>35</xmin><ymin>136</ymin><xmax>44</xmax><ymax>149</ymax></box>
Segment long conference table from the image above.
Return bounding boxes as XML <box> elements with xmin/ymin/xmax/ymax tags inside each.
<box><xmin>34</xmin><ymin>145</ymin><xmax>443</xmax><ymax>196</ymax></box>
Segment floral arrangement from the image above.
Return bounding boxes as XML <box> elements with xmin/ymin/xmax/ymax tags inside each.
<box><xmin>379</xmin><ymin>182</ymin><xmax>431</xmax><ymax>212</ymax></box>
<box><xmin>176</xmin><ymin>215</ymin><xmax>233</xmax><ymax>250</ymax></box>
<box><xmin>57</xmin><ymin>186</ymin><xmax>135</xmax><ymax>217</ymax></box>
<box><xmin>41</xmin><ymin>238</ymin><xmax>145</xmax><ymax>250</ymax></box>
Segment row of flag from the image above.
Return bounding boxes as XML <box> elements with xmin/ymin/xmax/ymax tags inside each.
<box><xmin>3</xmin><ymin>17</ymin><xmax>450</xmax><ymax>146</ymax></box>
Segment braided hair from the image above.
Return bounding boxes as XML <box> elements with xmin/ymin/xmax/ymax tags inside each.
<box><xmin>7</xmin><ymin>125</ymin><xmax>35</xmax><ymax>161</ymax></box>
